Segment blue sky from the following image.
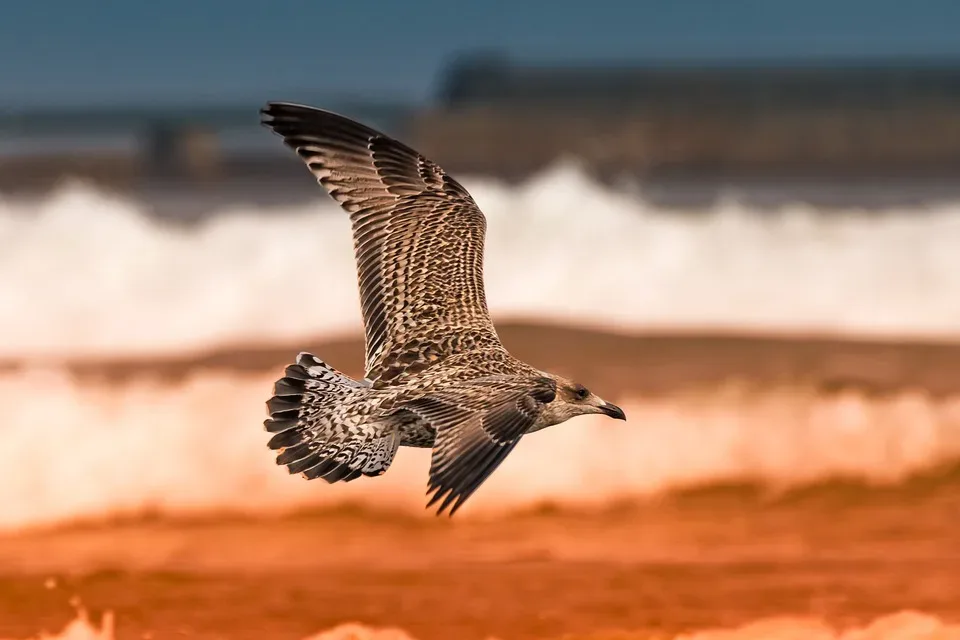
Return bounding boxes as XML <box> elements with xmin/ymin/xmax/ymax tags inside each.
<box><xmin>3</xmin><ymin>0</ymin><xmax>960</xmax><ymax>108</ymax></box>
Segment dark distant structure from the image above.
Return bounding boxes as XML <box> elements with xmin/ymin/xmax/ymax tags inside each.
<box><xmin>438</xmin><ymin>53</ymin><xmax>960</xmax><ymax>110</ymax></box>
<box><xmin>410</xmin><ymin>53</ymin><xmax>960</xmax><ymax>179</ymax></box>
<box><xmin>5</xmin><ymin>53</ymin><xmax>960</xmax><ymax>198</ymax></box>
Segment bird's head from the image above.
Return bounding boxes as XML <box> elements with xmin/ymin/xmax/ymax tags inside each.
<box><xmin>537</xmin><ymin>373</ymin><xmax>626</xmax><ymax>429</ymax></box>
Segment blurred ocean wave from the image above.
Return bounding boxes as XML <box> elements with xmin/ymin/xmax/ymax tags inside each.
<box><xmin>3</xmin><ymin>366</ymin><xmax>958</xmax><ymax>531</ymax></box>
<box><xmin>2</xmin><ymin>163</ymin><xmax>960</xmax><ymax>361</ymax></box>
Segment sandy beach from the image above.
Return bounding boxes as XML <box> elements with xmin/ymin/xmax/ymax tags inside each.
<box><xmin>2</xmin><ymin>473</ymin><xmax>958</xmax><ymax>639</ymax></box>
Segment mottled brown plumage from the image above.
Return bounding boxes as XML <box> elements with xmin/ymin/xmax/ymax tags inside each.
<box><xmin>260</xmin><ymin>102</ymin><xmax>625</xmax><ymax>516</ymax></box>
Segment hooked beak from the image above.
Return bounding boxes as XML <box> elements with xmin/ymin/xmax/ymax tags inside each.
<box><xmin>599</xmin><ymin>401</ymin><xmax>626</xmax><ymax>421</ymax></box>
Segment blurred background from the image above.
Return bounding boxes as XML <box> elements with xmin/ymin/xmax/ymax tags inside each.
<box><xmin>2</xmin><ymin>2</ymin><xmax>960</xmax><ymax>639</ymax></box>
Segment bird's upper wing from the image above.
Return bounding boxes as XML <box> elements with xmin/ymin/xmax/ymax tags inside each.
<box><xmin>398</xmin><ymin>375</ymin><xmax>557</xmax><ymax>516</ymax></box>
<box><xmin>261</xmin><ymin>102</ymin><xmax>502</xmax><ymax>382</ymax></box>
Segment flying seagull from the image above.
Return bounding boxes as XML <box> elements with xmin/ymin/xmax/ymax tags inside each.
<box><xmin>259</xmin><ymin>102</ymin><xmax>626</xmax><ymax>516</ymax></box>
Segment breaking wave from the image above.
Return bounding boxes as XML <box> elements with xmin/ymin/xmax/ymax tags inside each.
<box><xmin>3</xmin><ymin>163</ymin><xmax>960</xmax><ymax>360</ymax></box>
<box><xmin>3</xmin><ymin>367</ymin><xmax>959</xmax><ymax>532</ymax></box>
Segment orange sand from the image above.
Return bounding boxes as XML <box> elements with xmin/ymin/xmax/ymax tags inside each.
<box><xmin>2</xmin><ymin>475</ymin><xmax>958</xmax><ymax>640</ymax></box>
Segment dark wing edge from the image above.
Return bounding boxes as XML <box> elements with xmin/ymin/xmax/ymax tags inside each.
<box><xmin>259</xmin><ymin>101</ymin><xmax>478</xmax><ymax>206</ymax></box>
<box><xmin>401</xmin><ymin>377</ymin><xmax>557</xmax><ymax>517</ymax></box>
<box><xmin>259</xmin><ymin>102</ymin><xmax>495</xmax><ymax>378</ymax></box>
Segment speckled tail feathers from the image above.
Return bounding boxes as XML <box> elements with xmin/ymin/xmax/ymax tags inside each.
<box><xmin>264</xmin><ymin>353</ymin><xmax>400</xmax><ymax>483</ymax></box>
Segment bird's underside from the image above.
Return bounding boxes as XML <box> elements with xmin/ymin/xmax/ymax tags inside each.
<box><xmin>264</xmin><ymin>349</ymin><xmax>557</xmax><ymax>515</ymax></box>
<box><xmin>258</xmin><ymin>101</ymin><xmax>624</xmax><ymax>517</ymax></box>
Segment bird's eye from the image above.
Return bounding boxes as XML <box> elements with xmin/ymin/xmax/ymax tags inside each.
<box><xmin>574</xmin><ymin>385</ymin><xmax>589</xmax><ymax>400</ymax></box>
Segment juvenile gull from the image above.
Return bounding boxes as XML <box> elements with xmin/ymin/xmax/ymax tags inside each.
<box><xmin>259</xmin><ymin>103</ymin><xmax>626</xmax><ymax>516</ymax></box>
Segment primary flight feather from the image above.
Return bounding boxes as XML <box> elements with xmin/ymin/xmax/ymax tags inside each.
<box><xmin>260</xmin><ymin>102</ymin><xmax>626</xmax><ymax>516</ymax></box>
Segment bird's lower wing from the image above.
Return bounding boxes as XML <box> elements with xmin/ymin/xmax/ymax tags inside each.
<box><xmin>399</xmin><ymin>377</ymin><xmax>557</xmax><ymax>516</ymax></box>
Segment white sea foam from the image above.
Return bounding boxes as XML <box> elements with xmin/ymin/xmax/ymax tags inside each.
<box><xmin>2</xmin><ymin>163</ymin><xmax>960</xmax><ymax>360</ymax></box>
<box><xmin>3</xmin><ymin>367</ymin><xmax>959</xmax><ymax>532</ymax></box>
<box><xmin>9</xmin><ymin>607</ymin><xmax>960</xmax><ymax>640</ymax></box>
